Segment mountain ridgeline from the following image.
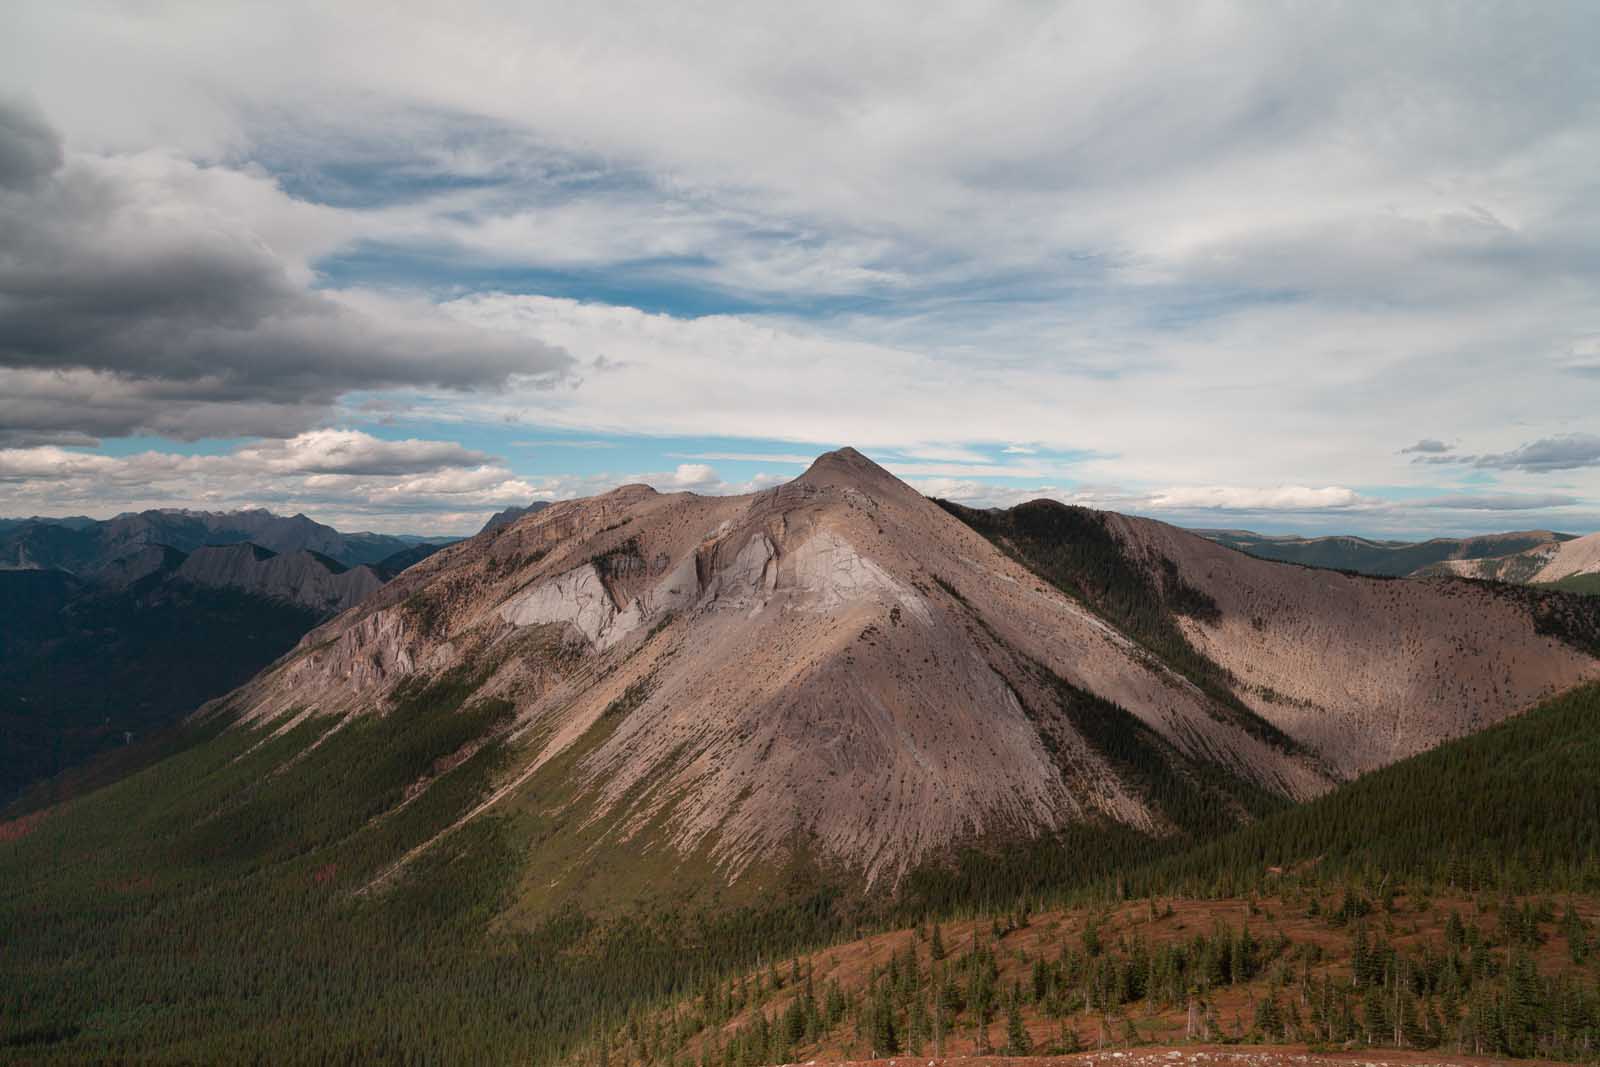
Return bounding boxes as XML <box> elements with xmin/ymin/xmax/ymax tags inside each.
<box><xmin>1199</xmin><ymin>528</ymin><xmax>1576</xmax><ymax>578</ymax></box>
<box><xmin>0</xmin><ymin>507</ymin><xmax>450</xmax><ymax>574</ymax></box>
<box><xmin>4</xmin><ymin>450</ymin><xmax>1599</xmax><ymax>1062</ymax></box>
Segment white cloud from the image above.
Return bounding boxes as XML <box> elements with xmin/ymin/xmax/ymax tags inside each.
<box><xmin>2</xmin><ymin>4</ymin><xmax>1599</xmax><ymax>531</ymax></box>
<box><xmin>668</xmin><ymin>452</ymin><xmax>817</xmax><ymax>465</ymax></box>
<box><xmin>236</xmin><ymin>429</ymin><xmax>491</xmax><ymax>476</ymax></box>
<box><xmin>1145</xmin><ymin>486</ymin><xmax>1365</xmax><ymax>512</ymax></box>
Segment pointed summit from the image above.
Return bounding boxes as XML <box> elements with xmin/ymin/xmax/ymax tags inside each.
<box><xmin>794</xmin><ymin>446</ymin><xmax>908</xmax><ymax>495</ymax></box>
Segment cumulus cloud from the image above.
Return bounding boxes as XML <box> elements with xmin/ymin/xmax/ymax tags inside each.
<box><xmin>0</xmin><ymin>102</ymin><xmax>573</xmax><ymax>442</ymax></box>
<box><xmin>235</xmin><ymin>429</ymin><xmax>491</xmax><ymax>476</ymax></box>
<box><xmin>908</xmin><ymin>477</ymin><xmax>1368</xmax><ymax>514</ymax></box>
<box><xmin>0</xmin><ymin>433</ymin><xmax>793</xmax><ymax>533</ymax></box>
<box><xmin>0</xmin><ymin>432</ymin><xmax>536</xmax><ymax>533</ymax></box>
<box><xmin>1145</xmin><ymin>486</ymin><xmax>1365</xmax><ymax>512</ymax></box>
<box><xmin>1401</xmin><ymin>439</ymin><xmax>1453</xmax><ymax>454</ymax></box>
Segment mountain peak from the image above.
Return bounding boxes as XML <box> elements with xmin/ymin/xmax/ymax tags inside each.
<box><xmin>795</xmin><ymin>446</ymin><xmax>902</xmax><ymax>492</ymax></box>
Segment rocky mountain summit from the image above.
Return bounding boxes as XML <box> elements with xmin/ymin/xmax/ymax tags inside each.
<box><xmin>217</xmin><ymin>449</ymin><xmax>1600</xmax><ymax>891</ymax></box>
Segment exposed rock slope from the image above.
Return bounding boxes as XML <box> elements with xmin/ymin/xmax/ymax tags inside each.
<box><xmin>174</xmin><ymin>544</ymin><xmax>384</xmax><ymax>614</ymax></box>
<box><xmin>1100</xmin><ymin>513</ymin><xmax>1598</xmax><ymax>776</ymax></box>
<box><xmin>218</xmin><ymin>450</ymin><xmax>1600</xmax><ymax>889</ymax></box>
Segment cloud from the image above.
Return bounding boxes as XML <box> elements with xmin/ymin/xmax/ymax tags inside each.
<box><xmin>1400</xmin><ymin>439</ymin><xmax>1453</xmax><ymax>454</ymax></box>
<box><xmin>0</xmin><ymin>432</ymin><xmax>536</xmax><ymax>534</ymax></box>
<box><xmin>2</xmin><ymin>6</ymin><xmax>1600</xmax><ymax>531</ymax></box>
<box><xmin>0</xmin><ymin>436</ymin><xmax>795</xmax><ymax>534</ymax></box>
<box><xmin>909</xmin><ymin>477</ymin><xmax>1368</xmax><ymax>513</ymax></box>
<box><xmin>1413</xmin><ymin>492</ymin><xmax>1580</xmax><ymax>511</ymax></box>
<box><xmin>0</xmin><ymin>98</ymin><xmax>60</xmax><ymax>189</ymax></box>
<box><xmin>235</xmin><ymin>429</ymin><xmax>491</xmax><ymax>476</ymax></box>
<box><xmin>669</xmin><ymin>452</ymin><xmax>817</xmax><ymax>465</ymax></box>
<box><xmin>1471</xmin><ymin>434</ymin><xmax>1600</xmax><ymax>473</ymax></box>
<box><xmin>1145</xmin><ymin>486</ymin><xmax>1365</xmax><ymax>511</ymax></box>
<box><xmin>0</xmin><ymin>102</ymin><xmax>573</xmax><ymax>442</ymax></box>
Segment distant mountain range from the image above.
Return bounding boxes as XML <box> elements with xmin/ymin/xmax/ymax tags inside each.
<box><xmin>0</xmin><ymin>508</ymin><xmax>460</xmax><ymax>802</ymax></box>
<box><xmin>0</xmin><ymin>507</ymin><xmax>451</xmax><ymax>575</ymax></box>
<box><xmin>1196</xmin><ymin>527</ymin><xmax>1574</xmax><ymax>576</ymax></box>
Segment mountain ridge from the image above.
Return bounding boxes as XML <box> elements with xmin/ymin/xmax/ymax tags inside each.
<box><xmin>1197</xmin><ymin>528</ymin><xmax>1576</xmax><ymax>577</ymax></box>
<box><xmin>207</xmin><ymin>448</ymin><xmax>1600</xmax><ymax>892</ymax></box>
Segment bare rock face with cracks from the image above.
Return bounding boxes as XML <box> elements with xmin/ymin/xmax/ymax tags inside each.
<box><xmin>215</xmin><ymin>448</ymin><xmax>1600</xmax><ymax>889</ymax></box>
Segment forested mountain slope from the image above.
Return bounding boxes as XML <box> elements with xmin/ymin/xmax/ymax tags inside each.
<box><xmin>1196</xmin><ymin>529</ymin><xmax>1573</xmax><ymax>578</ymax></box>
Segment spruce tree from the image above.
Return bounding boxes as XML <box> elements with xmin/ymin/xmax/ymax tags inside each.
<box><xmin>1004</xmin><ymin>983</ymin><xmax>1031</xmax><ymax>1055</ymax></box>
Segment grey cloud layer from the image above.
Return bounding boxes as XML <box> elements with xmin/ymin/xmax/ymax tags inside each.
<box><xmin>1473</xmin><ymin>434</ymin><xmax>1600</xmax><ymax>473</ymax></box>
<box><xmin>0</xmin><ymin>101</ymin><xmax>573</xmax><ymax>443</ymax></box>
<box><xmin>1407</xmin><ymin>434</ymin><xmax>1600</xmax><ymax>473</ymax></box>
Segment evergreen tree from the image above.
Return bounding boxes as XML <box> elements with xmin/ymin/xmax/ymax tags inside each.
<box><xmin>1004</xmin><ymin>982</ymin><xmax>1031</xmax><ymax>1056</ymax></box>
<box><xmin>1363</xmin><ymin>983</ymin><xmax>1390</xmax><ymax>1045</ymax></box>
<box><xmin>1254</xmin><ymin>990</ymin><xmax>1283</xmax><ymax>1042</ymax></box>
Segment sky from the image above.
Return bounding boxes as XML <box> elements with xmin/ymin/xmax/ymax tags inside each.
<box><xmin>2</xmin><ymin>2</ymin><xmax>1598</xmax><ymax>537</ymax></box>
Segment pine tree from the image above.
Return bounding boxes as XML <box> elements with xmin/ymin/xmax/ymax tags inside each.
<box><xmin>1362</xmin><ymin>982</ymin><xmax>1390</xmax><ymax>1045</ymax></box>
<box><xmin>930</xmin><ymin>922</ymin><xmax>946</xmax><ymax>962</ymax></box>
<box><xmin>1004</xmin><ymin>983</ymin><xmax>1031</xmax><ymax>1055</ymax></box>
<box><xmin>871</xmin><ymin>979</ymin><xmax>899</xmax><ymax>1057</ymax></box>
<box><xmin>1254</xmin><ymin>990</ymin><xmax>1283</xmax><ymax>1042</ymax></box>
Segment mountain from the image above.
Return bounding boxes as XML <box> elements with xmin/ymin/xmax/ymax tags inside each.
<box><xmin>0</xmin><ymin>568</ymin><xmax>322</xmax><ymax>802</ymax></box>
<box><xmin>4</xmin><ymin>448</ymin><xmax>1599</xmax><ymax>1062</ymax></box>
<box><xmin>173</xmin><ymin>543</ymin><xmax>383</xmax><ymax>614</ymax></box>
<box><xmin>1197</xmin><ymin>528</ymin><xmax>1574</xmax><ymax>577</ymax></box>
<box><xmin>210</xmin><ymin>448</ymin><xmax>1598</xmax><ymax>885</ymax></box>
<box><xmin>478</xmin><ymin>499</ymin><xmax>553</xmax><ymax>534</ymax></box>
<box><xmin>0</xmin><ymin>507</ymin><xmax>455</xmax><ymax>575</ymax></box>
<box><xmin>1421</xmin><ymin>531</ymin><xmax>1600</xmax><ymax>594</ymax></box>
<box><xmin>0</xmin><ymin>523</ymin><xmax>448</xmax><ymax>802</ymax></box>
